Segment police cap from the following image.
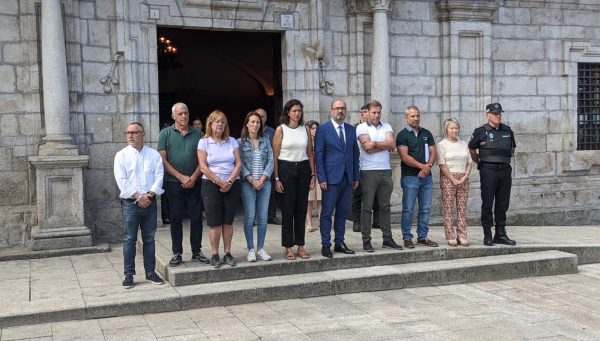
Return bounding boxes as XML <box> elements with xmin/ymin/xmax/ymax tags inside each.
<box><xmin>486</xmin><ymin>103</ymin><xmax>504</xmax><ymax>113</ymax></box>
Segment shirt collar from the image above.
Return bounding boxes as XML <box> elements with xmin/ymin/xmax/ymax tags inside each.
<box><xmin>331</xmin><ymin>119</ymin><xmax>344</xmax><ymax>129</ymax></box>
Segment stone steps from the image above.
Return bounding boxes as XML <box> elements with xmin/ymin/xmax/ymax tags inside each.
<box><xmin>158</xmin><ymin>244</ymin><xmax>600</xmax><ymax>286</ymax></box>
<box><xmin>0</xmin><ymin>250</ymin><xmax>578</xmax><ymax>327</ymax></box>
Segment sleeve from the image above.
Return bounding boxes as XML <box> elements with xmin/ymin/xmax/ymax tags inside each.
<box><xmin>150</xmin><ymin>150</ymin><xmax>165</xmax><ymax>195</ymax></box>
<box><xmin>238</xmin><ymin>139</ymin><xmax>250</xmax><ymax>178</ymax></box>
<box><xmin>157</xmin><ymin>129</ymin><xmax>167</xmax><ymax>151</ymax></box>
<box><xmin>263</xmin><ymin>138</ymin><xmax>274</xmax><ymax>178</ymax></box>
<box><xmin>396</xmin><ymin>131</ymin><xmax>407</xmax><ymax>147</ymax></box>
<box><xmin>314</xmin><ymin>125</ymin><xmax>326</xmax><ymax>184</ymax></box>
<box><xmin>197</xmin><ymin>137</ymin><xmax>207</xmax><ymax>151</ymax></box>
<box><xmin>113</xmin><ymin>151</ymin><xmax>135</xmax><ymax>199</ymax></box>
<box><xmin>428</xmin><ymin>130</ymin><xmax>435</xmax><ymax>146</ymax></box>
<box><xmin>436</xmin><ymin>141</ymin><xmax>446</xmax><ymax>165</ymax></box>
<box><xmin>355</xmin><ymin>123</ymin><xmax>367</xmax><ymax>138</ymax></box>
<box><xmin>468</xmin><ymin>128</ymin><xmax>481</xmax><ymax>149</ymax></box>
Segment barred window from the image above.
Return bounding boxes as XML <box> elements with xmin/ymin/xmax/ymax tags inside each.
<box><xmin>578</xmin><ymin>63</ymin><xmax>600</xmax><ymax>150</ymax></box>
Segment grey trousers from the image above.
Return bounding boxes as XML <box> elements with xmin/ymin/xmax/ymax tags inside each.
<box><xmin>360</xmin><ymin>170</ymin><xmax>393</xmax><ymax>243</ymax></box>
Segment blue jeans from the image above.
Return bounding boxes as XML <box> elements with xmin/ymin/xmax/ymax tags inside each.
<box><xmin>401</xmin><ymin>175</ymin><xmax>433</xmax><ymax>241</ymax></box>
<box><xmin>240</xmin><ymin>180</ymin><xmax>272</xmax><ymax>249</ymax></box>
<box><xmin>122</xmin><ymin>199</ymin><xmax>157</xmax><ymax>275</ymax></box>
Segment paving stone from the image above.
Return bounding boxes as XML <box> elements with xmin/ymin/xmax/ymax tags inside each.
<box><xmin>101</xmin><ymin>326</ymin><xmax>157</xmax><ymax>341</ymax></box>
<box><xmin>0</xmin><ymin>323</ymin><xmax>52</xmax><ymax>340</ymax></box>
<box><xmin>156</xmin><ymin>334</ymin><xmax>209</xmax><ymax>341</ymax></box>
<box><xmin>184</xmin><ymin>306</ymin><xmax>234</xmax><ymax>323</ymax></box>
<box><xmin>248</xmin><ymin>322</ymin><xmax>308</xmax><ymax>341</ymax></box>
<box><xmin>51</xmin><ymin>319</ymin><xmax>104</xmax><ymax>340</ymax></box>
<box><xmin>143</xmin><ymin>311</ymin><xmax>200</xmax><ymax>338</ymax></box>
<box><xmin>194</xmin><ymin>316</ymin><xmax>253</xmax><ymax>338</ymax></box>
<box><xmin>263</xmin><ymin>298</ymin><xmax>312</xmax><ymax>311</ymax></box>
<box><xmin>98</xmin><ymin>315</ymin><xmax>148</xmax><ymax>330</ymax></box>
<box><xmin>227</xmin><ymin>303</ymin><xmax>282</xmax><ymax>327</ymax></box>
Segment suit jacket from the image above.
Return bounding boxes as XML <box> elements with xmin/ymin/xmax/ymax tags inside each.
<box><xmin>315</xmin><ymin>120</ymin><xmax>360</xmax><ymax>186</ymax></box>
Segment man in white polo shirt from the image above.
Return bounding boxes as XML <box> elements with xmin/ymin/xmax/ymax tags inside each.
<box><xmin>356</xmin><ymin>100</ymin><xmax>402</xmax><ymax>252</ymax></box>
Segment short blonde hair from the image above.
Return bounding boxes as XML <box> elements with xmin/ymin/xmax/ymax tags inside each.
<box><xmin>204</xmin><ymin>110</ymin><xmax>230</xmax><ymax>139</ymax></box>
<box><xmin>443</xmin><ymin>118</ymin><xmax>460</xmax><ymax>137</ymax></box>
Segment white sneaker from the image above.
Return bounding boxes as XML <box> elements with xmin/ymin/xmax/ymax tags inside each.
<box><xmin>247</xmin><ymin>249</ymin><xmax>257</xmax><ymax>262</ymax></box>
<box><xmin>257</xmin><ymin>248</ymin><xmax>272</xmax><ymax>261</ymax></box>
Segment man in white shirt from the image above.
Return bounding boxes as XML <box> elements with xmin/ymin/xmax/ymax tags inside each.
<box><xmin>356</xmin><ymin>100</ymin><xmax>402</xmax><ymax>252</ymax></box>
<box><xmin>114</xmin><ymin>122</ymin><xmax>165</xmax><ymax>289</ymax></box>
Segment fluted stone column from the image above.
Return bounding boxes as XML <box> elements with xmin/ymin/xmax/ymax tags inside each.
<box><xmin>28</xmin><ymin>0</ymin><xmax>92</xmax><ymax>250</ymax></box>
<box><xmin>369</xmin><ymin>0</ymin><xmax>392</xmax><ymax>120</ymax></box>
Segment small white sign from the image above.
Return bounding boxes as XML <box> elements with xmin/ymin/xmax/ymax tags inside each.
<box><xmin>281</xmin><ymin>14</ymin><xmax>294</xmax><ymax>29</ymax></box>
<box><xmin>149</xmin><ymin>8</ymin><xmax>160</xmax><ymax>19</ymax></box>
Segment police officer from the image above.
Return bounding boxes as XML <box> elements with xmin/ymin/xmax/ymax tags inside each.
<box><xmin>468</xmin><ymin>103</ymin><xmax>517</xmax><ymax>246</ymax></box>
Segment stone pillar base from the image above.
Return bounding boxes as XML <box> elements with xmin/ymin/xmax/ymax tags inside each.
<box><xmin>31</xmin><ymin>226</ymin><xmax>92</xmax><ymax>251</ymax></box>
<box><xmin>28</xmin><ymin>155</ymin><xmax>92</xmax><ymax>251</ymax></box>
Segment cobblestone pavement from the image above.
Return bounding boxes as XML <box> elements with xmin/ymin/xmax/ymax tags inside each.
<box><xmin>2</xmin><ymin>263</ymin><xmax>600</xmax><ymax>340</ymax></box>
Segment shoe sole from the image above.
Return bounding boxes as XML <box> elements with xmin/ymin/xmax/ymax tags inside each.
<box><xmin>169</xmin><ymin>262</ymin><xmax>182</xmax><ymax>267</ymax></box>
<box><xmin>147</xmin><ymin>280</ymin><xmax>164</xmax><ymax>285</ymax></box>
<box><xmin>258</xmin><ymin>257</ymin><xmax>272</xmax><ymax>261</ymax></box>
<box><xmin>382</xmin><ymin>245</ymin><xmax>403</xmax><ymax>250</ymax></box>
<box><xmin>191</xmin><ymin>258</ymin><xmax>210</xmax><ymax>264</ymax></box>
<box><xmin>363</xmin><ymin>248</ymin><xmax>374</xmax><ymax>252</ymax></box>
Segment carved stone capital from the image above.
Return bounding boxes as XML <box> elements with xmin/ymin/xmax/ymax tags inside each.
<box><xmin>436</xmin><ymin>0</ymin><xmax>498</xmax><ymax>22</ymax></box>
<box><xmin>347</xmin><ymin>0</ymin><xmax>372</xmax><ymax>15</ymax></box>
<box><xmin>369</xmin><ymin>0</ymin><xmax>392</xmax><ymax>13</ymax></box>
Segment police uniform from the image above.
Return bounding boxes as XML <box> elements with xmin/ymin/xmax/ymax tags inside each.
<box><xmin>468</xmin><ymin>103</ymin><xmax>517</xmax><ymax>246</ymax></box>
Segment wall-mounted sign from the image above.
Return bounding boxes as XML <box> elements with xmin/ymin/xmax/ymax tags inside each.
<box><xmin>281</xmin><ymin>14</ymin><xmax>294</xmax><ymax>29</ymax></box>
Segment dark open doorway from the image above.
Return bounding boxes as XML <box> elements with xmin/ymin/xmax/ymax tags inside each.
<box><xmin>157</xmin><ymin>28</ymin><xmax>283</xmax><ymax>136</ymax></box>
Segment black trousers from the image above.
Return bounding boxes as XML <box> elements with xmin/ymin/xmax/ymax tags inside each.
<box><xmin>165</xmin><ymin>181</ymin><xmax>204</xmax><ymax>255</ymax></box>
<box><xmin>278</xmin><ymin>160</ymin><xmax>311</xmax><ymax>247</ymax></box>
<box><xmin>268</xmin><ymin>177</ymin><xmax>278</xmax><ymax>220</ymax></box>
<box><xmin>479</xmin><ymin>164</ymin><xmax>512</xmax><ymax>228</ymax></box>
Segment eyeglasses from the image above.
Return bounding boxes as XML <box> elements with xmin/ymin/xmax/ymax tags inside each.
<box><xmin>125</xmin><ymin>131</ymin><xmax>143</xmax><ymax>136</ymax></box>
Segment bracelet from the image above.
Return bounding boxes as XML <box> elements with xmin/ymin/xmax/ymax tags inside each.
<box><xmin>227</xmin><ymin>180</ymin><xmax>233</xmax><ymax>185</ymax></box>
<box><xmin>275</xmin><ymin>177</ymin><xmax>280</xmax><ymax>181</ymax></box>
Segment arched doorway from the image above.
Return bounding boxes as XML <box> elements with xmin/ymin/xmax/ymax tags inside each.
<box><xmin>157</xmin><ymin>28</ymin><xmax>283</xmax><ymax>136</ymax></box>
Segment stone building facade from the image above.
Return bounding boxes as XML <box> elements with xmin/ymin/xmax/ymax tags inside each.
<box><xmin>1</xmin><ymin>0</ymin><xmax>599</xmax><ymax>248</ymax></box>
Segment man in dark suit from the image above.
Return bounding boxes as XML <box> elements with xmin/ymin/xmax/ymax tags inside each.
<box><xmin>315</xmin><ymin>99</ymin><xmax>360</xmax><ymax>258</ymax></box>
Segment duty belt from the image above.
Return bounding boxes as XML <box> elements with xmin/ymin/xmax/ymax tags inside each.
<box><xmin>479</xmin><ymin>162</ymin><xmax>510</xmax><ymax>169</ymax></box>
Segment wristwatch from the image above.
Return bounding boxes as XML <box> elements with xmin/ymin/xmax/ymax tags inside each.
<box><xmin>275</xmin><ymin>177</ymin><xmax>280</xmax><ymax>181</ymax></box>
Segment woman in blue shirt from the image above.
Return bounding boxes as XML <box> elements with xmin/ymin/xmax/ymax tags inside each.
<box><xmin>238</xmin><ymin>111</ymin><xmax>274</xmax><ymax>262</ymax></box>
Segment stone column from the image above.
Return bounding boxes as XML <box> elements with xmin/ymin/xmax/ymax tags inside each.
<box><xmin>28</xmin><ymin>0</ymin><xmax>92</xmax><ymax>250</ymax></box>
<box><xmin>369</xmin><ymin>0</ymin><xmax>392</xmax><ymax>121</ymax></box>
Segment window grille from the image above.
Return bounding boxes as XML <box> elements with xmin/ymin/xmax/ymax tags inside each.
<box><xmin>578</xmin><ymin>63</ymin><xmax>600</xmax><ymax>150</ymax></box>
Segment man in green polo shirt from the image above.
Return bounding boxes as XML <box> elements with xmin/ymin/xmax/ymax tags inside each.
<box><xmin>396</xmin><ymin>105</ymin><xmax>438</xmax><ymax>249</ymax></box>
<box><xmin>158</xmin><ymin>102</ymin><xmax>208</xmax><ymax>266</ymax></box>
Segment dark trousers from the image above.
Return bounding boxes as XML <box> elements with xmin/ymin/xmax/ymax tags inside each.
<box><xmin>320</xmin><ymin>173</ymin><xmax>351</xmax><ymax>247</ymax></box>
<box><xmin>279</xmin><ymin>160</ymin><xmax>311</xmax><ymax>247</ymax></box>
<box><xmin>165</xmin><ymin>181</ymin><xmax>204</xmax><ymax>255</ymax></box>
<box><xmin>360</xmin><ymin>170</ymin><xmax>393</xmax><ymax>243</ymax></box>
<box><xmin>268</xmin><ymin>178</ymin><xmax>278</xmax><ymax>220</ymax></box>
<box><xmin>161</xmin><ymin>194</ymin><xmax>170</xmax><ymax>220</ymax></box>
<box><xmin>479</xmin><ymin>165</ymin><xmax>512</xmax><ymax>228</ymax></box>
<box><xmin>351</xmin><ymin>183</ymin><xmax>380</xmax><ymax>227</ymax></box>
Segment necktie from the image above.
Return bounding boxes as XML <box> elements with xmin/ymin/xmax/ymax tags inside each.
<box><xmin>338</xmin><ymin>125</ymin><xmax>345</xmax><ymax>145</ymax></box>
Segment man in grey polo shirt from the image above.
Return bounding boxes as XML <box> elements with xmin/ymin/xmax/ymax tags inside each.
<box><xmin>356</xmin><ymin>100</ymin><xmax>402</xmax><ymax>252</ymax></box>
<box><xmin>158</xmin><ymin>102</ymin><xmax>208</xmax><ymax>266</ymax></box>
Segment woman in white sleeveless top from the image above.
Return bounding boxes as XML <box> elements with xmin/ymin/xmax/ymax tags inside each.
<box><xmin>272</xmin><ymin>99</ymin><xmax>316</xmax><ymax>260</ymax></box>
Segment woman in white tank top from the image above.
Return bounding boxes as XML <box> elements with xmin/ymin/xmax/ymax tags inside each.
<box><xmin>272</xmin><ymin>99</ymin><xmax>316</xmax><ymax>261</ymax></box>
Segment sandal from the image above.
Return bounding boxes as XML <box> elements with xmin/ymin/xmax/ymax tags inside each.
<box><xmin>285</xmin><ymin>248</ymin><xmax>296</xmax><ymax>260</ymax></box>
<box><xmin>305</xmin><ymin>224</ymin><xmax>317</xmax><ymax>232</ymax></box>
<box><xmin>296</xmin><ymin>247</ymin><xmax>310</xmax><ymax>259</ymax></box>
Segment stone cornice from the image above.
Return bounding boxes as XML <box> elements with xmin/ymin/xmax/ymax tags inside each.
<box><xmin>436</xmin><ymin>0</ymin><xmax>498</xmax><ymax>22</ymax></box>
<box><xmin>29</xmin><ymin>155</ymin><xmax>89</xmax><ymax>169</ymax></box>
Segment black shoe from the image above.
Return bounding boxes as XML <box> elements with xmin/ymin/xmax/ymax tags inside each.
<box><xmin>210</xmin><ymin>254</ymin><xmax>221</xmax><ymax>268</ymax></box>
<box><xmin>169</xmin><ymin>253</ymin><xmax>183</xmax><ymax>267</ymax></box>
<box><xmin>363</xmin><ymin>241</ymin><xmax>374</xmax><ymax>252</ymax></box>
<box><xmin>321</xmin><ymin>246</ymin><xmax>333</xmax><ymax>258</ymax></box>
<box><xmin>483</xmin><ymin>227</ymin><xmax>494</xmax><ymax>246</ymax></box>
<box><xmin>268</xmin><ymin>217</ymin><xmax>282</xmax><ymax>225</ymax></box>
<box><xmin>192</xmin><ymin>250</ymin><xmax>210</xmax><ymax>264</ymax></box>
<box><xmin>162</xmin><ymin>217</ymin><xmax>170</xmax><ymax>225</ymax></box>
<box><xmin>146</xmin><ymin>272</ymin><xmax>164</xmax><ymax>285</ymax></box>
<box><xmin>352</xmin><ymin>223</ymin><xmax>361</xmax><ymax>232</ymax></box>
<box><xmin>334</xmin><ymin>243</ymin><xmax>355</xmax><ymax>254</ymax></box>
<box><xmin>382</xmin><ymin>239</ymin><xmax>403</xmax><ymax>250</ymax></box>
<box><xmin>493</xmin><ymin>226</ymin><xmax>516</xmax><ymax>245</ymax></box>
<box><xmin>122</xmin><ymin>274</ymin><xmax>134</xmax><ymax>289</ymax></box>
<box><xmin>223</xmin><ymin>253</ymin><xmax>236</xmax><ymax>266</ymax></box>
